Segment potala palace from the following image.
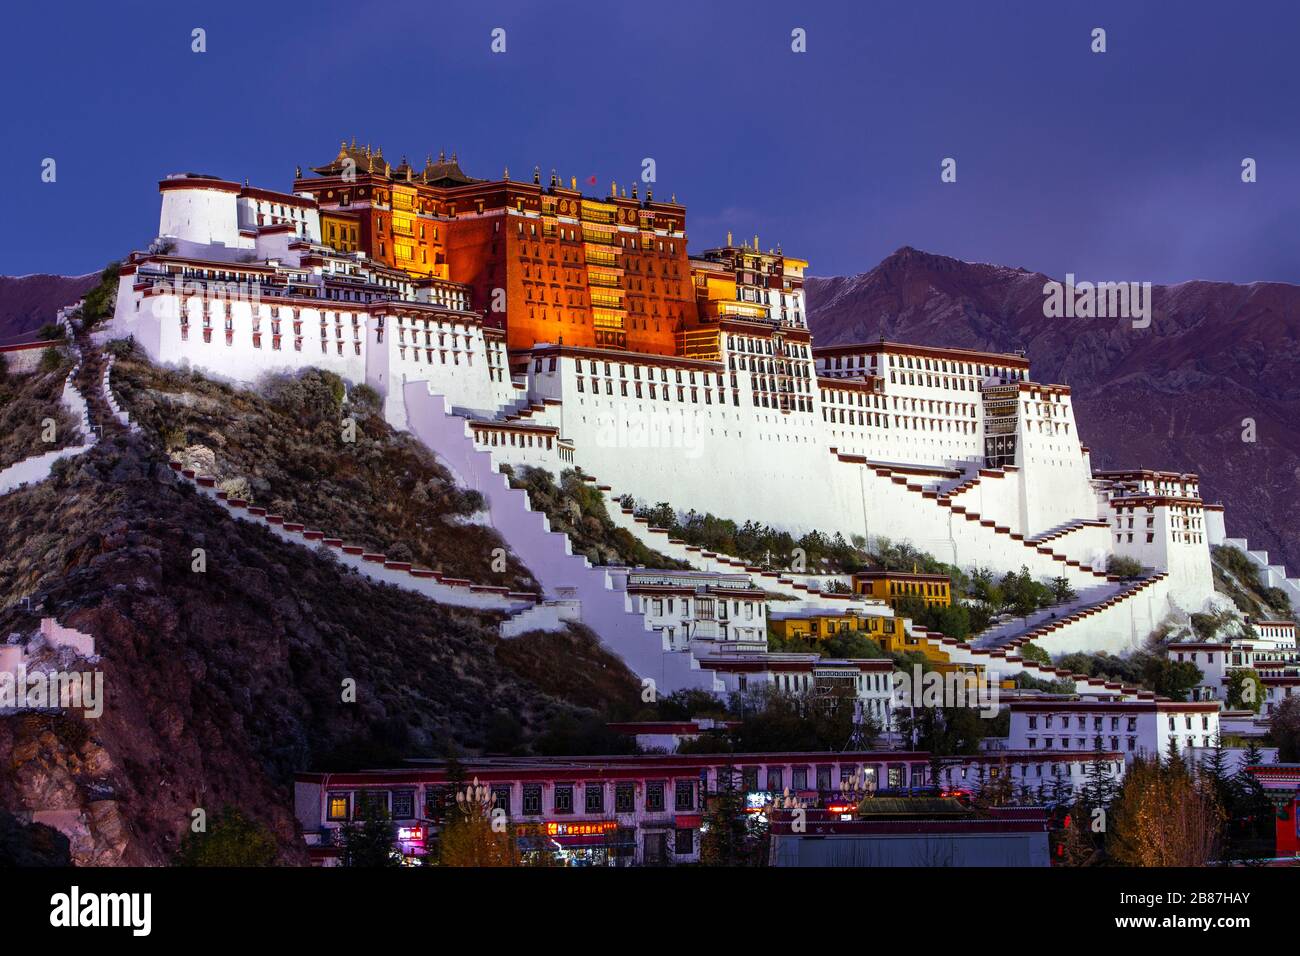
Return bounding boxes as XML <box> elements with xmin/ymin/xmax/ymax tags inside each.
<box><xmin>92</xmin><ymin>142</ymin><xmax>1296</xmax><ymax>737</ymax></box>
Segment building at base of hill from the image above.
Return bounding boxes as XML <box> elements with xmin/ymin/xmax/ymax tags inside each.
<box><xmin>295</xmin><ymin>750</ymin><xmax>1105</xmax><ymax>866</ymax></box>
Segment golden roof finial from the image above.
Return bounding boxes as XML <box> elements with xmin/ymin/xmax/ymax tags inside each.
<box><xmin>504</xmin><ymin>166</ymin><xmax>510</xmax><ymax>180</ymax></box>
<box><xmin>570</xmin><ymin>175</ymin><xmax>577</xmax><ymax>190</ymax></box>
<box><xmin>727</xmin><ymin>230</ymin><xmax>733</xmax><ymax>246</ymax></box>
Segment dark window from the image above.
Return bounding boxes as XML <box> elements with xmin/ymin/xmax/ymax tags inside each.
<box><xmin>356</xmin><ymin>790</ymin><xmax>388</xmax><ymax>817</ymax></box>
<box><xmin>674</xmin><ymin>828</ymin><xmax>694</xmax><ymax>855</ymax></box>
<box><xmin>766</xmin><ymin>768</ymin><xmax>784</xmax><ymax>792</ymax></box>
<box><xmin>792</xmin><ymin>767</ymin><xmax>808</xmax><ymax>791</ymax></box>
<box><xmin>674</xmin><ymin>780</ymin><xmax>694</xmax><ymax>811</ymax></box>
<box><xmin>646</xmin><ymin>782</ymin><xmax>665</xmax><ymax>812</ymax></box>
<box><xmin>742</xmin><ymin>768</ymin><xmax>759</xmax><ymax>793</ymax></box>
<box><xmin>585</xmin><ymin>785</ymin><xmax>604</xmax><ymax>814</ymax></box>
<box><xmin>554</xmin><ymin>785</ymin><xmax>574</xmax><ymax>814</ymax></box>
<box><xmin>615</xmin><ymin>783</ymin><xmax>635</xmax><ymax>813</ymax></box>
<box><xmin>390</xmin><ymin>790</ymin><xmax>415</xmax><ymax>820</ymax></box>
<box><xmin>522</xmin><ymin>785</ymin><xmax>542</xmax><ymax>815</ymax></box>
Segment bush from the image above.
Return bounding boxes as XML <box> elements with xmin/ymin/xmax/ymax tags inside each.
<box><xmin>349</xmin><ymin>383</ymin><xmax>381</xmax><ymax>410</ymax></box>
<box><xmin>78</xmin><ymin>261</ymin><xmax>122</xmax><ymax>328</ymax></box>
<box><xmin>175</xmin><ymin>806</ymin><xmax>278</xmax><ymax>866</ymax></box>
<box><xmin>39</xmin><ymin>347</ymin><xmax>63</xmax><ymax>373</ymax></box>
<box><xmin>1106</xmin><ymin>555</ymin><xmax>1145</xmax><ymax>579</ymax></box>
<box><xmin>1018</xmin><ymin>642</ymin><xmax>1052</xmax><ymax>666</ymax></box>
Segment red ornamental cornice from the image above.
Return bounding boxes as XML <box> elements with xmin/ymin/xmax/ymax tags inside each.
<box><xmin>158</xmin><ymin>176</ymin><xmax>241</xmax><ymax>194</ymax></box>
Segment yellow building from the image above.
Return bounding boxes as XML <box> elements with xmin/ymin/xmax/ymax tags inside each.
<box><xmin>853</xmin><ymin>570</ymin><xmax>952</xmax><ymax>609</ymax></box>
<box><xmin>769</xmin><ymin>610</ymin><xmax>906</xmax><ymax>643</ymax></box>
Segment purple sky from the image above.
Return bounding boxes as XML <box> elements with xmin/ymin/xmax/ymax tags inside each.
<box><xmin>3</xmin><ymin>0</ymin><xmax>1299</xmax><ymax>284</ymax></box>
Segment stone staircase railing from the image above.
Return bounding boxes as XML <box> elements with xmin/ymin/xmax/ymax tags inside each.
<box><xmin>99</xmin><ymin>353</ymin><xmax>139</xmax><ymax>433</ymax></box>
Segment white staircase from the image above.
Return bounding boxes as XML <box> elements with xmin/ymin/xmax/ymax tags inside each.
<box><xmin>404</xmin><ymin>381</ymin><xmax>722</xmax><ymax>695</ymax></box>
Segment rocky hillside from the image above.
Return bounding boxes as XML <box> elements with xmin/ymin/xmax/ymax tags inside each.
<box><xmin>0</xmin><ymin>356</ymin><xmax>644</xmax><ymax>865</ymax></box>
<box><xmin>0</xmin><ymin>274</ymin><xmax>98</xmax><ymax>344</ymax></box>
<box><xmin>807</xmin><ymin>247</ymin><xmax>1300</xmax><ymax>577</ymax></box>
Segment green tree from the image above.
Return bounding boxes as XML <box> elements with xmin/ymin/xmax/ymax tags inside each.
<box><xmin>699</xmin><ymin>765</ymin><xmax>765</xmax><ymax>866</ymax></box>
<box><xmin>1141</xmin><ymin>656</ymin><xmax>1202</xmax><ymax>702</ymax></box>
<box><xmin>1225</xmin><ymin>668</ymin><xmax>1264</xmax><ymax>714</ymax></box>
<box><xmin>340</xmin><ymin>802</ymin><xmax>397</xmax><ymax>867</ymax></box>
<box><xmin>1081</xmin><ymin>746</ymin><xmax>1121</xmax><ymax>816</ymax></box>
<box><xmin>1106</xmin><ymin>555</ymin><xmax>1144</xmax><ymax>579</ymax></box>
<box><xmin>39</xmin><ymin>347</ymin><xmax>63</xmax><ymax>373</ymax></box>
<box><xmin>1050</xmin><ymin>576</ymin><xmax>1077</xmax><ymax>605</ymax></box>
<box><xmin>175</xmin><ymin>806</ymin><xmax>278</xmax><ymax>866</ymax></box>
<box><xmin>1018</xmin><ymin>642</ymin><xmax>1052</xmax><ymax>666</ymax></box>
<box><xmin>1229</xmin><ymin>740</ymin><xmax>1275</xmax><ymax>850</ymax></box>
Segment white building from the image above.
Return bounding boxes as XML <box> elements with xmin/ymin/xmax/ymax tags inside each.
<box><xmin>612</xmin><ymin>567</ymin><xmax>769</xmax><ymax>653</ymax></box>
<box><xmin>1004</xmin><ymin>696</ymin><xmax>1221</xmax><ymax>759</ymax></box>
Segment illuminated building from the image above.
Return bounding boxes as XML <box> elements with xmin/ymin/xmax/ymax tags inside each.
<box><xmin>295</xmin><ymin>145</ymin><xmax>695</xmax><ymax>355</ymax></box>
